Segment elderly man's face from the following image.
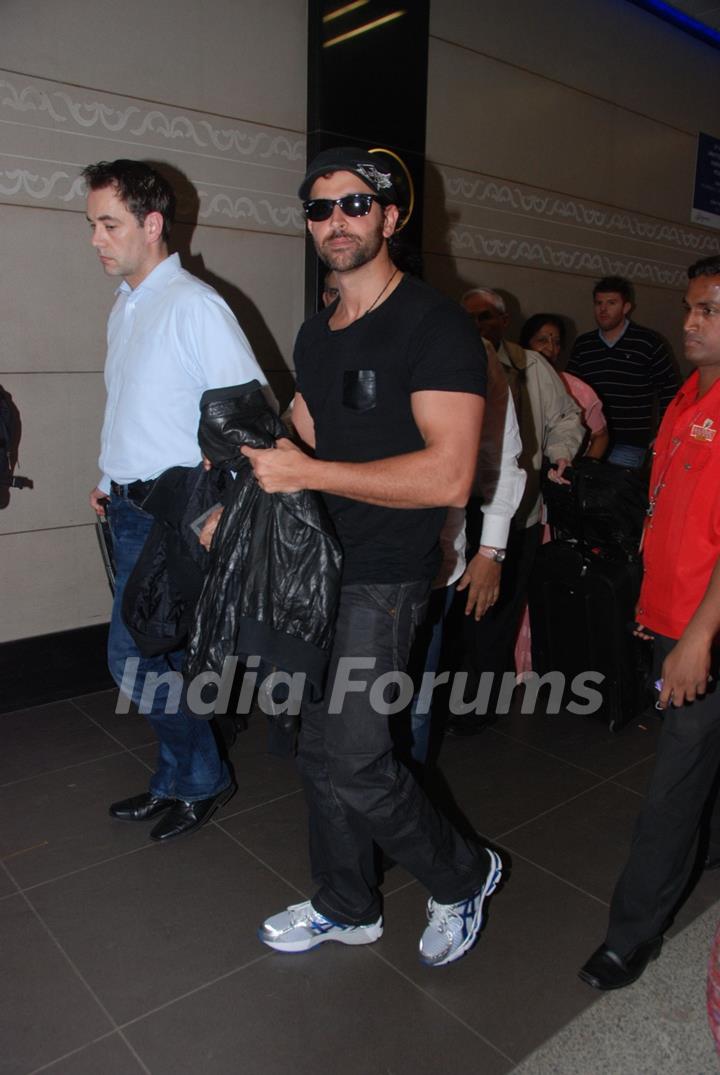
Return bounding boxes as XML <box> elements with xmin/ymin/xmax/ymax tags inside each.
<box><xmin>462</xmin><ymin>294</ymin><xmax>508</xmax><ymax>349</ymax></box>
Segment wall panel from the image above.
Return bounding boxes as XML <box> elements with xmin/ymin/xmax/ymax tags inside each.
<box><xmin>425</xmin><ymin>0</ymin><xmax>720</xmax><ymax>361</ymax></box>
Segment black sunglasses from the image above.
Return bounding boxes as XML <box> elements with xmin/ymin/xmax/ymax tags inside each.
<box><xmin>302</xmin><ymin>193</ymin><xmax>384</xmax><ymax>222</ymax></box>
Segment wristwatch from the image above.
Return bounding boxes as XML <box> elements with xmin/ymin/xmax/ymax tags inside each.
<box><xmin>478</xmin><ymin>546</ymin><xmax>506</xmax><ymax>563</ymax></box>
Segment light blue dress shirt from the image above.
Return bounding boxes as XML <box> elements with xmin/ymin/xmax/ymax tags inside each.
<box><xmin>98</xmin><ymin>253</ymin><xmax>265</xmax><ymax>491</ymax></box>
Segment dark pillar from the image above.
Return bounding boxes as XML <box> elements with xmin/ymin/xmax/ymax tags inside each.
<box><xmin>305</xmin><ymin>0</ymin><xmax>430</xmax><ymax>314</ymax></box>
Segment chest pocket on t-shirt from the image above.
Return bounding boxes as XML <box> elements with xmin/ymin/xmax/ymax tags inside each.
<box><xmin>343</xmin><ymin>369</ymin><xmax>377</xmax><ymax>412</ymax></box>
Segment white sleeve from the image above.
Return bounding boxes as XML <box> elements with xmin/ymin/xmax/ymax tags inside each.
<box><xmin>183</xmin><ymin>290</ymin><xmax>267</xmax><ymax>390</ymax></box>
<box><xmin>475</xmin><ymin>382</ymin><xmax>526</xmax><ymax>549</ymax></box>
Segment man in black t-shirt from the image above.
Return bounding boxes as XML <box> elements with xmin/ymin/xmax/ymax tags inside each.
<box><xmin>242</xmin><ymin>147</ymin><xmax>502</xmax><ymax>968</ymax></box>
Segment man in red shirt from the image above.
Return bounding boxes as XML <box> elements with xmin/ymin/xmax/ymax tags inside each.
<box><xmin>579</xmin><ymin>255</ymin><xmax>720</xmax><ymax>991</ymax></box>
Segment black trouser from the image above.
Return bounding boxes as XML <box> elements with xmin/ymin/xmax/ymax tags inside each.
<box><xmin>606</xmin><ymin>633</ymin><xmax>720</xmax><ymax>955</ymax></box>
<box><xmin>297</xmin><ymin>580</ymin><xmax>488</xmax><ymax>925</ymax></box>
<box><xmin>457</xmin><ymin>520</ymin><xmax>541</xmax><ymax>706</ymax></box>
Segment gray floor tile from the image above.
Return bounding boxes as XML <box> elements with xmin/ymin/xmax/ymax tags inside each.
<box><xmin>611</xmin><ymin>753</ymin><xmax>655</xmax><ymax>794</ymax></box>
<box><xmin>0</xmin><ymin>865</ymin><xmax>18</xmax><ymax>898</ymax></box>
<box><xmin>500</xmin><ymin>780</ymin><xmax>642</xmax><ymax>902</ymax></box>
<box><xmin>220</xmin><ymin>791</ymin><xmax>423</xmax><ymax>904</ymax></box>
<box><xmin>379</xmin><ymin>858</ymin><xmax>608</xmax><ymax>1062</ymax></box>
<box><xmin>32</xmin><ymin>1033</ymin><xmax>148</xmax><ymax>1075</ymax></box>
<box><xmin>26</xmin><ymin>826</ymin><xmax>298</xmax><ymax>1024</ymax></box>
<box><xmin>0</xmin><ymin>752</ymin><xmax>158</xmax><ymax>889</ymax></box>
<box><xmin>0</xmin><ymin>700</ymin><xmax>123</xmax><ymax>785</ymax></box>
<box><xmin>222</xmin><ymin>734</ymin><xmax>301</xmax><ymax>814</ymax></box>
<box><xmin>485</xmin><ymin>703</ymin><xmax>661</xmax><ymax>779</ymax></box>
<box><xmin>0</xmin><ymin>895</ymin><xmax>112</xmax><ymax>1075</ymax></box>
<box><xmin>71</xmin><ymin>690</ymin><xmax>158</xmax><ymax>750</ymax></box>
<box><xmin>427</xmin><ymin>731</ymin><xmax>602</xmax><ymax>841</ymax></box>
<box><xmin>217</xmin><ymin>788</ymin><xmax>313</xmax><ymax>896</ymax></box>
<box><xmin>124</xmin><ymin>943</ymin><xmax>513</xmax><ymax>1075</ymax></box>
<box><xmin>3</xmin><ymin>682</ymin><xmax>716</xmax><ymax>1074</ymax></box>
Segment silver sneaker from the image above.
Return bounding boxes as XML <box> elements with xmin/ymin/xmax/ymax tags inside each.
<box><xmin>419</xmin><ymin>849</ymin><xmax>503</xmax><ymax>967</ymax></box>
<box><xmin>259</xmin><ymin>900</ymin><xmax>383</xmax><ymax>953</ymax></box>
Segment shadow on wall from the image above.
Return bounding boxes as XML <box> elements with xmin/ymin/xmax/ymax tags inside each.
<box><xmin>0</xmin><ymin>385</ymin><xmax>32</xmax><ymax>510</ymax></box>
<box><xmin>422</xmin><ymin>163</ymin><xmax>524</xmax><ymax>336</ymax></box>
<box><xmin>422</xmin><ymin>162</ymin><xmax>523</xmax><ymax>332</ymax></box>
<box><xmin>423</xmin><ymin>160</ymin><xmax>464</xmax><ymax>300</ymax></box>
<box><xmin>148</xmin><ymin>161</ymin><xmax>294</xmax><ymax>410</ymax></box>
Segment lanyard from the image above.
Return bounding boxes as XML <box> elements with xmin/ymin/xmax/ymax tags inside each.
<box><xmin>647</xmin><ymin>404</ymin><xmax>708</xmax><ymax>518</ymax></box>
<box><xmin>640</xmin><ymin>405</ymin><xmax>704</xmax><ymax>553</ymax></box>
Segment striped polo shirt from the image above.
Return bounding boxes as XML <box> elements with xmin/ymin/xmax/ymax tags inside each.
<box><xmin>567</xmin><ymin>322</ymin><xmax>678</xmax><ymax>448</ymax></box>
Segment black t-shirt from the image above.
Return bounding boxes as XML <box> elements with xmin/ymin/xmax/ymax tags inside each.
<box><xmin>294</xmin><ymin>274</ymin><xmax>487</xmax><ymax>583</ymax></box>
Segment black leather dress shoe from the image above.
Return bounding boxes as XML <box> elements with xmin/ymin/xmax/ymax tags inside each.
<box><xmin>578</xmin><ymin>936</ymin><xmax>663</xmax><ymax>990</ymax></box>
<box><xmin>149</xmin><ymin>784</ymin><xmax>236</xmax><ymax>842</ymax></box>
<box><xmin>109</xmin><ymin>792</ymin><xmax>175</xmax><ymax>821</ymax></box>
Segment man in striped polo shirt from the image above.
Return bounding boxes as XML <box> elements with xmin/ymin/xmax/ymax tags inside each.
<box><xmin>567</xmin><ymin>276</ymin><xmax>678</xmax><ymax>467</ymax></box>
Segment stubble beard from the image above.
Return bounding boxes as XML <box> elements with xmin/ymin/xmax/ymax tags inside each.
<box><xmin>316</xmin><ymin>219</ymin><xmax>385</xmax><ymax>273</ymax></box>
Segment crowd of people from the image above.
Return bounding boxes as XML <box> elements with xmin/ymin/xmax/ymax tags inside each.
<box><xmin>86</xmin><ymin>150</ymin><xmax>720</xmax><ymax>990</ymax></box>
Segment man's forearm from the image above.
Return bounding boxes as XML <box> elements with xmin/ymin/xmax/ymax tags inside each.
<box><xmin>657</xmin><ymin>556</ymin><xmax>720</xmax><ymax>707</ymax></box>
<box><xmin>243</xmin><ymin>390</ymin><xmax>484</xmax><ymax>507</ymax></box>
<box><xmin>305</xmin><ymin>448</ymin><xmax>474</xmax><ymax>509</ymax></box>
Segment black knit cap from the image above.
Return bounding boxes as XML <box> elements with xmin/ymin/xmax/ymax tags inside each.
<box><xmin>299</xmin><ymin>146</ymin><xmax>400</xmax><ymax>204</ymax></box>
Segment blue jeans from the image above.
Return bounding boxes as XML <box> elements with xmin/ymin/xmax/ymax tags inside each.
<box><xmin>107</xmin><ymin>494</ymin><xmax>230</xmax><ymax>801</ymax></box>
<box><xmin>409</xmin><ymin>584</ymin><xmax>456</xmax><ymax>764</ymax></box>
<box><xmin>607</xmin><ymin>443</ymin><xmax>646</xmax><ymax>468</ymax></box>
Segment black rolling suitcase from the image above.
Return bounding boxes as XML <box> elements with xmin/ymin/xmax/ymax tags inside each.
<box><xmin>528</xmin><ymin>542</ymin><xmax>649</xmax><ymax>731</ymax></box>
<box><xmin>529</xmin><ymin>459</ymin><xmax>651</xmax><ymax>730</ymax></box>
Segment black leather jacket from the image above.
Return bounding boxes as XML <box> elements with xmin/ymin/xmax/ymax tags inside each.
<box><xmin>184</xmin><ymin>381</ymin><xmax>342</xmax><ymax>693</ymax></box>
<box><xmin>121</xmin><ymin>463</ymin><xmax>224</xmax><ymax>657</ymax></box>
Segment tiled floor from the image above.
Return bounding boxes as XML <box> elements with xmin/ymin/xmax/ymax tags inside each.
<box><xmin>2</xmin><ymin>690</ymin><xmax>719</xmax><ymax>1075</ymax></box>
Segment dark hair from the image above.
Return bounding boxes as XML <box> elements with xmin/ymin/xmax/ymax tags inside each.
<box><xmin>592</xmin><ymin>275</ymin><xmax>634</xmax><ymax>304</ymax></box>
<box><xmin>688</xmin><ymin>255</ymin><xmax>720</xmax><ymax>279</ymax></box>
<box><xmin>519</xmin><ymin>313</ymin><xmax>566</xmax><ymax>350</ymax></box>
<box><xmin>81</xmin><ymin>160</ymin><xmax>175</xmax><ymax>242</ymax></box>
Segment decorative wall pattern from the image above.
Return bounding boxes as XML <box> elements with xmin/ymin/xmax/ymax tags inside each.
<box><xmin>0</xmin><ymin>71</ymin><xmax>306</xmax><ymax>234</ymax></box>
<box><xmin>427</xmin><ymin>163</ymin><xmax>720</xmax><ymax>291</ymax></box>
<box><xmin>447</xmin><ymin>226</ymin><xmax>686</xmax><ymax>288</ymax></box>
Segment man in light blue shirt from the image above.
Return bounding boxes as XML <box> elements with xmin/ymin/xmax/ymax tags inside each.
<box><xmin>85</xmin><ymin>159</ymin><xmax>265</xmax><ymax>841</ymax></box>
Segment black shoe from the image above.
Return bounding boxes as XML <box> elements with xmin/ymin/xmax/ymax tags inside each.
<box><xmin>109</xmin><ymin>792</ymin><xmax>175</xmax><ymax>822</ymax></box>
<box><xmin>705</xmin><ymin>855</ymin><xmax>720</xmax><ymax>870</ymax></box>
<box><xmin>578</xmin><ymin>937</ymin><xmax>663</xmax><ymax>990</ymax></box>
<box><xmin>149</xmin><ymin>784</ymin><xmax>236</xmax><ymax>842</ymax></box>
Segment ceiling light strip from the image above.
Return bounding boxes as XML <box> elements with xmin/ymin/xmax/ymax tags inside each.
<box><xmin>323</xmin><ymin>1</ymin><xmax>369</xmax><ymax>24</ymax></box>
<box><xmin>324</xmin><ymin>10</ymin><xmax>407</xmax><ymax>48</ymax></box>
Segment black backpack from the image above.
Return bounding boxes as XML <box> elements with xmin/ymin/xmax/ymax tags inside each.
<box><xmin>0</xmin><ymin>385</ymin><xmax>20</xmax><ymax>481</ymax></box>
<box><xmin>542</xmin><ymin>457</ymin><xmax>648</xmax><ymax>558</ymax></box>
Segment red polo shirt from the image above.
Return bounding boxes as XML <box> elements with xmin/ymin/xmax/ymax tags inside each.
<box><xmin>637</xmin><ymin>370</ymin><xmax>720</xmax><ymax>640</ymax></box>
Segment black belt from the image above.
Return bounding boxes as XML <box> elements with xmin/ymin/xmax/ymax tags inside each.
<box><xmin>110</xmin><ymin>479</ymin><xmax>155</xmax><ymax>502</ymax></box>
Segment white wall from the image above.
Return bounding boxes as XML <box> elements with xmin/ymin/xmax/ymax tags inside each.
<box><xmin>0</xmin><ymin>0</ymin><xmax>307</xmax><ymax>642</ymax></box>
